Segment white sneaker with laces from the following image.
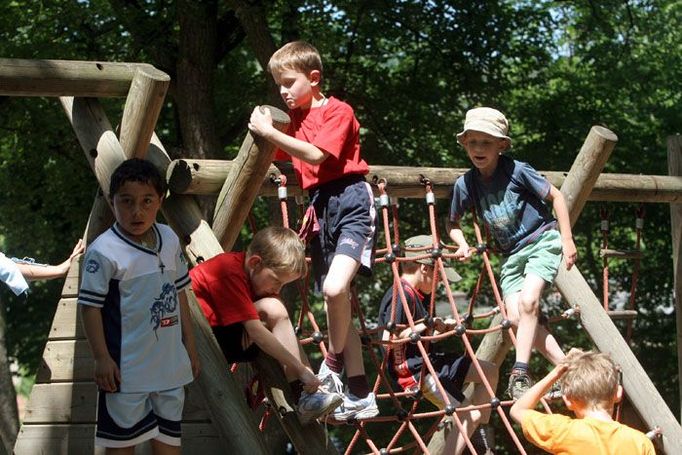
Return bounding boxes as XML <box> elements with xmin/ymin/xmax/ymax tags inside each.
<box><xmin>317</xmin><ymin>364</ymin><xmax>345</xmax><ymax>396</ymax></box>
<box><xmin>331</xmin><ymin>391</ymin><xmax>379</xmax><ymax>421</ymax></box>
<box><xmin>297</xmin><ymin>390</ymin><xmax>343</xmax><ymax>425</ymax></box>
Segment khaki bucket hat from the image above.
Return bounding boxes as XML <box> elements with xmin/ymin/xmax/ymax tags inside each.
<box><xmin>456</xmin><ymin>107</ymin><xmax>511</xmax><ymax>145</ymax></box>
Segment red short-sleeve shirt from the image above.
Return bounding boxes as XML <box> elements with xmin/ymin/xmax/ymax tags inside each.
<box><xmin>274</xmin><ymin>96</ymin><xmax>368</xmax><ymax>190</ymax></box>
<box><xmin>189</xmin><ymin>252</ymin><xmax>259</xmax><ymax>327</ymax></box>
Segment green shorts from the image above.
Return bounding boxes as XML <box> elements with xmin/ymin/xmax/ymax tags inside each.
<box><xmin>499</xmin><ymin>229</ymin><xmax>562</xmax><ymax>298</ymax></box>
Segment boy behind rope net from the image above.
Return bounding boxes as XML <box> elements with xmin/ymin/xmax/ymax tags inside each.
<box><xmin>510</xmin><ymin>349</ymin><xmax>655</xmax><ymax>454</ymax></box>
<box><xmin>378</xmin><ymin>235</ymin><xmax>499</xmax><ymax>454</ymax></box>
<box><xmin>448</xmin><ymin>107</ymin><xmax>577</xmax><ymax>400</ymax></box>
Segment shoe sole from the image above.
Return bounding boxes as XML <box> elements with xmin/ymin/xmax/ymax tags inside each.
<box><xmin>298</xmin><ymin>394</ymin><xmax>344</xmax><ymax>425</ymax></box>
<box><xmin>331</xmin><ymin>405</ymin><xmax>379</xmax><ymax>421</ymax></box>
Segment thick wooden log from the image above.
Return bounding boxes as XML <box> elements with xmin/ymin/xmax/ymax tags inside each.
<box><xmin>555</xmin><ymin>265</ymin><xmax>682</xmax><ymax>454</ymax></box>
<box><xmin>0</xmin><ymin>58</ymin><xmax>158</xmax><ymax>97</ymax></box>
<box><xmin>167</xmin><ymin>158</ymin><xmax>682</xmax><ymax>203</ymax></box>
<box><xmin>119</xmin><ymin>68</ymin><xmax>170</xmax><ymax>159</ymax></box>
<box><xmin>561</xmin><ymin>126</ymin><xmax>618</xmax><ymax>224</ymax></box>
<box><xmin>212</xmin><ymin>106</ymin><xmax>290</xmax><ymax>249</ymax></box>
<box><xmin>61</xmin><ymin>97</ymin><xmax>126</xmax><ymax>199</ymax></box>
<box><xmin>668</xmin><ymin>135</ymin><xmax>682</xmax><ymax>422</ymax></box>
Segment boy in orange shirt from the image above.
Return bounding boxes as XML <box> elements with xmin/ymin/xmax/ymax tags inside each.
<box><xmin>510</xmin><ymin>349</ymin><xmax>655</xmax><ymax>454</ymax></box>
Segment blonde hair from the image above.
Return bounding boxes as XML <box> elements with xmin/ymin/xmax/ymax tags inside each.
<box><xmin>560</xmin><ymin>350</ymin><xmax>620</xmax><ymax>408</ymax></box>
<box><xmin>247</xmin><ymin>226</ymin><xmax>307</xmax><ymax>277</ymax></box>
<box><xmin>268</xmin><ymin>41</ymin><xmax>323</xmax><ymax>78</ymax></box>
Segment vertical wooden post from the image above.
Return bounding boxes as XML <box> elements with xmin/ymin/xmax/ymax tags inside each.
<box><xmin>212</xmin><ymin>105</ymin><xmax>289</xmax><ymax>248</ymax></box>
<box><xmin>668</xmin><ymin>135</ymin><xmax>682</xmax><ymax>423</ymax></box>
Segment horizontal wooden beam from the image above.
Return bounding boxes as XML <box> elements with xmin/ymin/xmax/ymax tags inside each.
<box><xmin>0</xmin><ymin>58</ymin><xmax>166</xmax><ymax>97</ymax></box>
<box><xmin>167</xmin><ymin>158</ymin><xmax>682</xmax><ymax>203</ymax></box>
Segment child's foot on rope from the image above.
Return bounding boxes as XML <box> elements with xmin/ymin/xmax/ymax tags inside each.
<box><xmin>330</xmin><ymin>392</ymin><xmax>379</xmax><ymax>421</ymax></box>
<box><xmin>507</xmin><ymin>368</ymin><xmax>533</xmax><ymax>400</ymax></box>
<box><xmin>297</xmin><ymin>389</ymin><xmax>343</xmax><ymax>425</ymax></box>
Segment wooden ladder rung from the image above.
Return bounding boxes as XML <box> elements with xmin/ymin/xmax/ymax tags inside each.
<box><xmin>606</xmin><ymin>309</ymin><xmax>638</xmax><ymax>320</ymax></box>
<box><xmin>600</xmin><ymin>249</ymin><xmax>643</xmax><ymax>260</ymax></box>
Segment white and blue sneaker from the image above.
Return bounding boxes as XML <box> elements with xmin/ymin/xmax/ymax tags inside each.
<box><xmin>297</xmin><ymin>390</ymin><xmax>343</xmax><ymax>425</ymax></box>
<box><xmin>331</xmin><ymin>391</ymin><xmax>379</xmax><ymax>421</ymax></box>
<box><xmin>317</xmin><ymin>363</ymin><xmax>345</xmax><ymax>396</ymax></box>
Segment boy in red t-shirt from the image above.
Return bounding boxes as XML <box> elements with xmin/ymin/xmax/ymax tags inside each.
<box><xmin>248</xmin><ymin>41</ymin><xmax>377</xmax><ymax>420</ymax></box>
<box><xmin>189</xmin><ymin>226</ymin><xmax>342</xmax><ymax>424</ymax></box>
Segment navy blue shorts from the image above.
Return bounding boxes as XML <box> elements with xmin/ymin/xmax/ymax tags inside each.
<box><xmin>213</xmin><ymin>323</ymin><xmax>260</xmax><ymax>363</ymax></box>
<box><xmin>420</xmin><ymin>352</ymin><xmax>472</xmax><ymax>407</ymax></box>
<box><xmin>309</xmin><ymin>174</ymin><xmax>376</xmax><ymax>289</ymax></box>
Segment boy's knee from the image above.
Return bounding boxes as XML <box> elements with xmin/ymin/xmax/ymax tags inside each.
<box><xmin>255</xmin><ymin>297</ymin><xmax>289</xmax><ymax>323</ymax></box>
<box><xmin>517</xmin><ymin>294</ymin><xmax>539</xmax><ymax>314</ymax></box>
<box><xmin>322</xmin><ymin>280</ymin><xmax>348</xmax><ymax>302</ymax></box>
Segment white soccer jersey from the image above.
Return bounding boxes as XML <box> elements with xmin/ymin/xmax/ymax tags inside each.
<box><xmin>78</xmin><ymin>223</ymin><xmax>193</xmax><ymax>393</ymax></box>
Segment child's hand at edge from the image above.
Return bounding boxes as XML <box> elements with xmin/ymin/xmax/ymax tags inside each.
<box><xmin>94</xmin><ymin>354</ymin><xmax>121</xmax><ymax>392</ymax></box>
<box><xmin>248</xmin><ymin>106</ymin><xmax>275</xmax><ymax>138</ymax></box>
<box><xmin>299</xmin><ymin>367</ymin><xmax>321</xmax><ymax>393</ymax></box>
<box><xmin>562</xmin><ymin>236</ymin><xmax>577</xmax><ymax>270</ymax></box>
<box><xmin>453</xmin><ymin>243</ymin><xmax>472</xmax><ymax>262</ymax></box>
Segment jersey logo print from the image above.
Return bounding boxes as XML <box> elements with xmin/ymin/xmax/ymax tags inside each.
<box><xmin>85</xmin><ymin>259</ymin><xmax>100</xmax><ymax>273</ymax></box>
<box><xmin>150</xmin><ymin>282</ymin><xmax>178</xmax><ymax>338</ymax></box>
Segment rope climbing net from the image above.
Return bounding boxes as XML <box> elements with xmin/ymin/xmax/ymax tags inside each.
<box><xmin>243</xmin><ymin>175</ymin><xmax>658</xmax><ymax>454</ymax></box>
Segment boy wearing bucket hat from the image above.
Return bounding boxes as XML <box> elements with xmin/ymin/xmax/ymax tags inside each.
<box><xmin>448</xmin><ymin>107</ymin><xmax>577</xmax><ymax>401</ymax></box>
<box><xmin>378</xmin><ymin>235</ymin><xmax>499</xmax><ymax>454</ymax></box>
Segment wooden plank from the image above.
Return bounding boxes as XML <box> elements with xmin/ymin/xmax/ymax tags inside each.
<box><xmin>36</xmin><ymin>340</ymin><xmax>93</xmax><ymax>383</ymax></box>
<box><xmin>14</xmin><ymin>423</ymin><xmax>221</xmax><ymax>454</ymax></box>
<box><xmin>60</xmin><ymin>261</ymin><xmax>80</xmax><ymax>299</ymax></box>
<box><xmin>668</xmin><ymin>134</ymin><xmax>682</xmax><ymax>422</ymax></box>
<box><xmin>22</xmin><ymin>383</ymin><xmax>211</xmax><ymax>423</ymax></box>
<box><xmin>0</xmin><ymin>58</ymin><xmax>163</xmax><ymax>98</ymax></box>
<box><xmin>166</xmin><ymin>158</ymin><xmax>682</xmax><ymax>203</ymax></box>
<box><xmin>49</xmin><ymin>299</ymin><xmax>84</xmax><ymax>340</ymax></box>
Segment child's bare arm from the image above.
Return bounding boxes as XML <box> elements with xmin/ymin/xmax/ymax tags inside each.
<box><xmin>547</xmin><ymin>186</ymin><xmax>577</xmax><ymax>270</ymax></box>
<box><xmin>80</xmin><ymin>305</ymin><xmax>120</xmax><ymax>392</ymax></box>
<box><xmin>448</xmin><ymin>225</ymin><xmax>472</xmax><ymax>261</ymax></box>
<box><xmin>243</xmin><ymin>319</ymin><xmax>321</xmax><ymax>391</ymax></box>
<box><xmin>248</xmin><ymin>106</ymin><xmax>328</xmax><ymax>164</ymax></box>
<box><xmin>510</xmin><ymin>363</ymin><xmax>568</xmax><ymax>424</ymax></box>
<box><xmin>17</xmin><ymin>239</ymin><xmax>85</xmax><ymax>280</ymax></box>
<box><xmin>179</xmin><ymin>290</ymin><xmax>200</xmax><ymax>378</ymax></box>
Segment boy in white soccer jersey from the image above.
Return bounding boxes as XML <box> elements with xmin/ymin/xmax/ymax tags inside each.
<box><xmin>79</xmin><ymin>159</ymin><xmax>199</xmax><ymax>454</ymax></box>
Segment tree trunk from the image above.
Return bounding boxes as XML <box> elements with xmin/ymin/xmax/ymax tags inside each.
<box><xmin>176</xmin><ymin>0</ymin><xmax>221</xmax><ymax>159</ymax></box>
<box><xmin>0</xmin><ymin>298</ymin><xmax>18</xmax><ymax>455</ymax></box>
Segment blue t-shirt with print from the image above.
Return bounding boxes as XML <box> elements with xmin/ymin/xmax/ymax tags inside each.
<box><xmin>449</xmin><ymin>155</ymin><xmax>556</xmax><ymax>255</ymax></box>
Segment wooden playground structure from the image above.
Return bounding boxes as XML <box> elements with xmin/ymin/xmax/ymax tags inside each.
<box><xmin>1</xmin><ymin>58</ymin><xmax>682</xmax><ymax>454</ymax></box>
